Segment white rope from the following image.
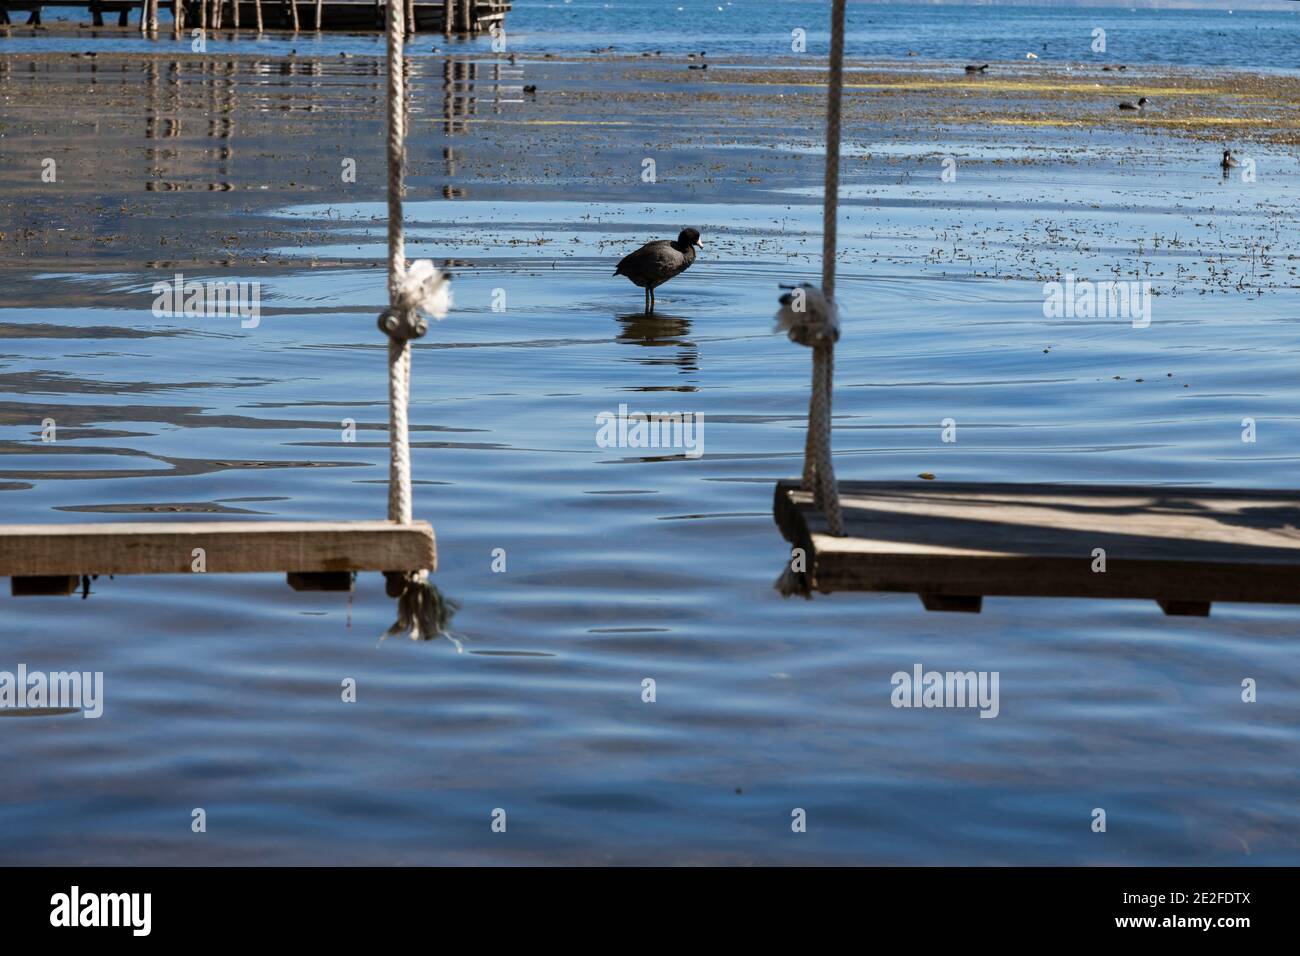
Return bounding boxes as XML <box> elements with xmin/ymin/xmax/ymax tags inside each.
<box><xmin>379</xmin><ymin>0</ymin><xmax>458</xmax><ymax>642</ymax></box>
<box><xmin>776</xmin><ymin>0</ymin><xmax>845</xmax><ymax>538</ymax></box>
<box><xmin>773</xmin><ymin>0</ymin><xmax>848</xmax><ymax>598</ymax></box>
<box><xmin>383</xmin><ymin>0</ymin><xmax>412</xmax><ymax>524</ymax></box>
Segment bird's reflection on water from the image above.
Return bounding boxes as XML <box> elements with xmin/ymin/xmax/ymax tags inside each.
<box><xmin>615</xmin><ymin>312</ymin><xmax>699</xmax><ymax>376</ymax></box>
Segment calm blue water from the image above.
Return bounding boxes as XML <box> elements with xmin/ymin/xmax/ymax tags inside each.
<box><xmin>14</xmin><ymin>1</ymin><xmax>1300</xmax><ymax>72</ymax></box>
<box><xmin>1</xmin><ymin>6</ymin><xmax>1299</xmax><ymax>865</ymax></box>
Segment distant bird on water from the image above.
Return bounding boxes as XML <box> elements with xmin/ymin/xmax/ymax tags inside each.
<box><xmin>964</xmin><ymin>63</ymin><xmax>989</xmax><ymax>74</ymax></box>
<box><xmin>1118</xmin><ymin>96</ymin><xmax>1148</xmax><ymax>111</ymax></box>
<box><xmin>614</xmin><ymin>228</ymin><xmax>702</xmax><ymax>314</ymax></box>
<box><xmin>1221</xmin><ymin>148</ymin><xmax>1239</xmax><ymax>171</ymax></box>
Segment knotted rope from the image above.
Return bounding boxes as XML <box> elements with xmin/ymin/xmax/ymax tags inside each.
<box><xmin>378</xmin><ymin>1</ymin><xmax>459</xmax><ymax>643</ymax></box>
<box><xmin>775</xmin><ymin>0</ymin><xmax>848</xmax><ymax>597</ymax></box>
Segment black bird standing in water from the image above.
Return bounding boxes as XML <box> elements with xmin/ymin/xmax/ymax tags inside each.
<box><xmin>614</xmin><ymin>227</ymin><xmax>702</xmax><ymax>314</ymax></box>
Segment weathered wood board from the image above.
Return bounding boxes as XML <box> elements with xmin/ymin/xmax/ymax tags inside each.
<box><xmin>774</xmin><ymin>480</ymin><xmax>1300</xmax><ymax>614</ymax></box>
<box><xmin>0</xmin><ymin>520</ymin><xmax>435</xmax><ymax>578</ymax></box>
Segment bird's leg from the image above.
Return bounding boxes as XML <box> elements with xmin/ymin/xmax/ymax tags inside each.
<box><xmin>644</xmin><ymin>287</ymin><xmax>650</xmax><ymax>314</ymax></box>
<box><xmin>649</xmin><ymin>287</ymin><xmax>656</xmax><ymax>313</ymax></box>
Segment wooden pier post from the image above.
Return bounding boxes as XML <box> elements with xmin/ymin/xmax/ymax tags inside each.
<box><xmin>315</xmin><ymin>0</ymin><xmax>322</xmax><ymax>29</ymax></box>
<box><xmin>289</xmin><ymin>0</ymin><xmax>299</xmax><ymax>32</ymax></box>
<box><xmin>173</xmin><ymin>0</ymin><xmax>183</xmax><ymax>36</ymax></box>
<box><xmin>233</xmin><ymin>0</ymin><xmax>240</xmax><ymax>29</ymax></box>
<box><xmin>254</xmin><ymin>0</ymin><xmax>262</xmax><ymax>33</ymax></box>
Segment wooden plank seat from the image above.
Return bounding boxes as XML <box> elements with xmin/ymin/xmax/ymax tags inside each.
<box><xmin>0</xmin><ymin>520</ymin><xmax>434</xmax><ymax>595</ymax></box>
<box><xmin>773</xmin><ymin>480</ymin><xmax>1300</xmax><ymax>615</ymax></box>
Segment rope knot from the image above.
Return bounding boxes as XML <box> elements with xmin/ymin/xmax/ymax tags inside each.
<box><xmin>774</xmin><ymin>283</ymin><xmax>839</xmax><ymax>347</ymax></box>
<box><xmin>378</xmin><ymin>260</ymin><xmax>451</xmax><ymax>341</ymax></box>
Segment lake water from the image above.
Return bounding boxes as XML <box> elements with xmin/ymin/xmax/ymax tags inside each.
<box><xmin>14</xmin><ymin>1</ymin><xmax>1300</xmax><ymax>71</ymax></box>
<box><xmin>1</xmin><ymin>3</ymin><xmax>1298</xmax><ymax>865</ymax></box>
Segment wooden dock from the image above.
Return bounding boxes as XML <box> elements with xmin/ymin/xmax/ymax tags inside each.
<box><xmin>0</xmin><ymin>520</ymin><xmax>435</xmax><ymax>595</ymax></box>
<box><xmin>0</xmin><ymin>0</ymin><xmax>509</xmax><ymax>32</ymax></box>
<box><xmin>773</xmin><ymin>480</ymin><xmax>1300</xmax><ymax>615</ymax></box>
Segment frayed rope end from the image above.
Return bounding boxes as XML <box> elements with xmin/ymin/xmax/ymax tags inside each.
<box><xmin>383</xmin><ymin>570</ymin><xmax>462</xmax><ymax>648</ymax></box>
<box><xmin>397</xmin><ymin>260</ymin><xmax>451</xmax><ymax>321</ymax></box>
<box><xmin>774</xmin><ymin>282</ymin><xmax>839</xmax><ymax>347</ymax></box>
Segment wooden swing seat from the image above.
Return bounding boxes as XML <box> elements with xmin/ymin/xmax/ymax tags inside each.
<box><xmin>0</xmin><ymin>520</ymin><xmax>435</xmax><ymax>595</ymax></box>
<box><xmin>774</xmin><ymin>480</ymin><xmax>1300</xmax><ymax>615</ymax></box>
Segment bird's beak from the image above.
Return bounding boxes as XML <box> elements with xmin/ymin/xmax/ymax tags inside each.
<box><xmin>694</xmin><ymin>241</ymin><xmax>703</xmax><ymax>249</ymax></box>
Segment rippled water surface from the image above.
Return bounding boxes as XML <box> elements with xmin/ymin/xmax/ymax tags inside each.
<box><xmin>12</xmin><ymin>2</ymin><xmax>1300</xmax><ymax>70</ymax></box>
<box><xmin>2</xmin><ymin>9</ymin><xmax>1299</xmax><ymax>865</ymax></box>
